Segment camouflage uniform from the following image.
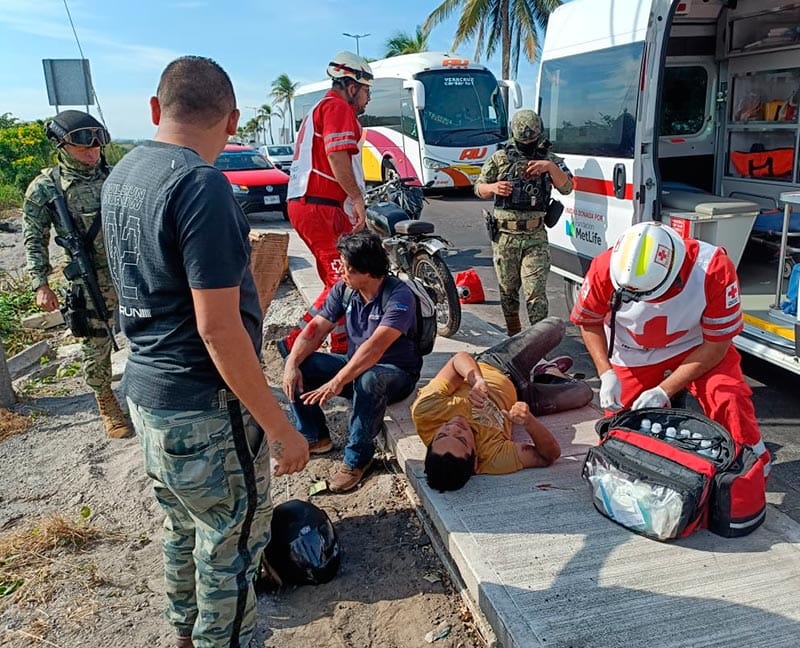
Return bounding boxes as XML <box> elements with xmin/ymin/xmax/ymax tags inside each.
<box><xmin>129</xmin><ymin>398</ymin><xmax>271</xmax><ymax>647</ymax></box>
<box><xmin>22</xmin><ymin>150</ymin><xmax>115</xmax><ymax>394</ymax></box>
<box><xmin>475</xmin><ymin>111</ymin><xmax>573</xmax><ymax>334</ymax></box>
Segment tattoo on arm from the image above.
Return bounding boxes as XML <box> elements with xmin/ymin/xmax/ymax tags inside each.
<box><xmin>270</xmin><ymin>440</ymin><xmax>284</xmax><ymax>459</ymax></box>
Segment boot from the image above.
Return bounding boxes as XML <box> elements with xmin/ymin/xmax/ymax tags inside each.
<box><xmin>504</xmin><ymin>314</ymin><xmax>522</xmax><ymax>337</ymax></box>
<box><xmin>95</xmin><ymin>390</ymin><xmax>133</xmax><ymax>439</ymax></box>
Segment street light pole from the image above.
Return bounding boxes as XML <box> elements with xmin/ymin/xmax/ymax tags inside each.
<box><xmin>342</xmin><ymin>32</ymin><xmax>370</xmax><ymax>56</ymax></box>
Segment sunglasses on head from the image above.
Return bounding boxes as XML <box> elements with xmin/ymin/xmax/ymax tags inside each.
<box><xmin>63</xmin><ymin>126</ymin><xmax>111</xmax><ymax>147</ymax></box>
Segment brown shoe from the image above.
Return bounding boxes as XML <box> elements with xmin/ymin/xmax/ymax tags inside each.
<box><xmin>95</xmin><ymin>390</ymin><xmax>133</xmax><ymax>439</ymax></box>
<box><xmin>329</xmin><ymin>459</ymin><xmax>373</xmax><ymax>493</ymax></box>
<box><xmin>309</xmin><ymin>436</ymin><xmax>333</xmax><ymax>455</ymax></box>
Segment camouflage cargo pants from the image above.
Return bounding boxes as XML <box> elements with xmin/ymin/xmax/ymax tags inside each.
<box><xmin>128</xmin><ymin>396</ymin><xmax>272</xmax><ymax>648</ymax></box>
<box><xmin>76</xmin><ymin>266</ymin><xmax>117</xmax><ymax>394</ymax></box>
<box><xmin>492</xmin><ymin>229</ymin><xmax>551</xmax><ymax>326</ymax></box>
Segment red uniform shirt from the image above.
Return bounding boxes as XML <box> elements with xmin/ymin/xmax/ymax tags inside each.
<box><xmin>571</xmin><ymin>239</ymin><xmax>743</xmax><ymax>366</ymax></box>
<box><xmin>306</xmin><ymin>90</ymin><xmax>361</xmax><ymax>202</ymax></box>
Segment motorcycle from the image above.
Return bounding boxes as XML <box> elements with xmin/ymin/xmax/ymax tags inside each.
<box><xmin>364</xmin><ymin>176</ymin><xmax>461</xmax><ymax>338</ymax></box>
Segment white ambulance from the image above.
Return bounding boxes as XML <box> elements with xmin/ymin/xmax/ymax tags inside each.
<box><xmin>539</xmin><ymin>0</ymin><xmax>800</xmax><ymax>374</ymax></box>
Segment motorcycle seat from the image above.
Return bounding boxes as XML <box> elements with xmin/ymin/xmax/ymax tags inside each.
<box><xmin>395</xmin><ymin>220</ymin><xmax>435</xmax><ymax>235</ymax></box>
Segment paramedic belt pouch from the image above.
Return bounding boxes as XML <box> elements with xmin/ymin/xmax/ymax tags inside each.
<box><xmin>582</xmin><ymin>408</ymin><xmax>758</xmax><ymax>541</ymax></box>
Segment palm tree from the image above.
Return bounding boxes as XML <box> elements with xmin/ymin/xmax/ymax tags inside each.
<box><xmin>384</xmin><ymin>25</ymin><xmax>430</xmax><ymax>57</ymax></box>
<box><xmin>258</xmin><ymin>103</ymin><xmax>275</xmax><ymax>145</ymax></box>
<box><xmin>423</xmin><ymin>0</ymin><xmax>561</xmax><ymax>79</ymax></box>
<box><xmin>270</xmin><ymin>74</ymin><xmax>300</xmax><ymax>143</ymax></box>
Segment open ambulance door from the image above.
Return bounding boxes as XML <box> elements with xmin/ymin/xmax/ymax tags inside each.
<box><xmin>633</xmin><ymin>0</ymin><xmax>679</xmax><ymax>224</ymax></box>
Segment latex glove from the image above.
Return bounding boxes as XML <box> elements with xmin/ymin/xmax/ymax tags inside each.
<box><xmin>599</xmin><ymin>369</ymin><xmax>623</xmax><ymax>410</ymax></box>
<box><xmin>632</xmin><ymin>386</ymin><xmax>671</xmax><ymax>410</ymax></box>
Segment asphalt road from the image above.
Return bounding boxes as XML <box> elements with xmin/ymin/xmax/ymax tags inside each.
<box><xmin>419</xmin><ymin>188</ymin><xmax>800</xmax><ymax>522</ymax></box>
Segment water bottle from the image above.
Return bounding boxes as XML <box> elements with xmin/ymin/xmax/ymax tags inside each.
<box><xmin>678</xmin><ymin>428</ymin><xmax>691</xmax><ymax>439</ymax></box>
<box><xmin>651</xmin><ymin>422</ymin><xmax>663</xmax><ymax>437</ymax></box>
<box><xmin>698</xmin><ymin>439</ymin><xmax>713</xmax><ymax>457</ymax></box>
<box><xmin>665</xmin><ymin>427</ymin><xmax>677</xmax><ymax>440</ymax></box>
<box><xmin>639</xmin><ymin>418</ymin><xmax>652</xmax><ymax>434</ymax></box>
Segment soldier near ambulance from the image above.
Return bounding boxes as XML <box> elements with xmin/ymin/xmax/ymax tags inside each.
<box><xmin>475</xmin><ymin>110</ymin><xmax>574</xmax><ymax>336</ymax></box>
<box><xmin>22</xmin><ymin>110</ymin><xmax>131</xmax><ymax>439</ymax></box>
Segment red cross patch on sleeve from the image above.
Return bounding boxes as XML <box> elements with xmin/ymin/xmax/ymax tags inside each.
<box><xmin>725</xmin><ymin>282</ymin><xmax>740</xmax><ymax>309</ymax></box>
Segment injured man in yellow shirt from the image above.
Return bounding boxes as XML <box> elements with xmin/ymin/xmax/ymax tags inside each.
<box><xmin>411</xmin><ymin>317</ymin><xmax>591</xmax><ymax>491</ymax></box>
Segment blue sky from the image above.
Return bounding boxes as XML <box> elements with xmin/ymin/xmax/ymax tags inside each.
<box><xmin>1</xmin><ymin>0</ymin><xmax>545</xmax><ymax>140</ymax></box>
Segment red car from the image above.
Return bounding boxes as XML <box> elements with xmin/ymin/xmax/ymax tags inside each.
<box><xmin>215</xmin><ymin>144</ymin><xmax>290</xmax><ymax>219</ymax></box>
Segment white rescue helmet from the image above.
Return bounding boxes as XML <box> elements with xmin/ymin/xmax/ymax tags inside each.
<box><xmin>327</xmin><ymin>51</ymin><xmax>374</xmax><ymax>87</ymax></box>
<box><xmin>610</xmin><ymin>221</ymin><xmax>686</xmax><ymax>301</ymax></box>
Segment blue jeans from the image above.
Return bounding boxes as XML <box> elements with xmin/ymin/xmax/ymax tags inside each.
<box><xmin>290</xmin><ymin>352</ymin><xmax>418</xmax><ymax>469</ymax></box>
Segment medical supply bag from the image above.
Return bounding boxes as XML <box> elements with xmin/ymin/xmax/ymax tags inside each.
<box><xmin>581</xmin><ymin>408</ymin><xmax>763</xmax><ymax>541</ymax></box>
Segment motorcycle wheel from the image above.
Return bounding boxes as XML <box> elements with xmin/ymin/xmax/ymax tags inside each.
<box><xmin>411</xmin><ymin>252</ymin><xmax>461</xmax><ymax>338</ymax></box>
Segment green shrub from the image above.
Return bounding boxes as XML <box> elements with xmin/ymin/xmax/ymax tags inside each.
<box><xmin>0</xmin><ymin>272</ymin><xmax>45</xmax><ymax>356</ymax></box>
<box><xmin>0</xmin><ymin>184</ymin><xmax>23</xmax><ymax>211</ymax></box>
<box><xmin>0</xmin><ymin>122</ymin><xmax>53</xmax><ymax>192</ymax></box>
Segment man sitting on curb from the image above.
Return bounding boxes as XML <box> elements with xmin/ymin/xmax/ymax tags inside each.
<box><xmin>412</xmin><ymin>317</ymin><xmax>591</xmax><ymax>491</ymax></box>
<box><xmin>281</xmin><ymin>230</ymin><xmax>422</xmax><ymax>492</ymax></box>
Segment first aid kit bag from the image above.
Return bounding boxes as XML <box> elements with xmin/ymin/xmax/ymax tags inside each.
<box><xmin>582</xmin><ymin>408</ymin><xmax>765</xmax><ymax>541</ymax></box>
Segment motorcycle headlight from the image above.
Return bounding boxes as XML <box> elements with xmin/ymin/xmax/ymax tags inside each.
<box><xmin>423</xmin><ymin>157</ymin><xmax>449</xmax><ymax>170</ymax></box>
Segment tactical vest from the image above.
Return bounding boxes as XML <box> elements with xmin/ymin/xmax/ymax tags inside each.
<box><xmin>494</xmin><ymin>145</ymin><xmax>552</xmax><ymax>212</ymax></box>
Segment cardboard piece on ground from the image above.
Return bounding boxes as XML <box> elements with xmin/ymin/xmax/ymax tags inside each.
<box><xmin>249</xmin><ymin>232</ymin><xmax>289</xmax><ymax>313</ymax></box>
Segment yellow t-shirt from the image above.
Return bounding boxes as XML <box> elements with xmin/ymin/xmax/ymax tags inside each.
<box><xmin>411</xmin><ymin>363</ymin><xmax>523</xmax><ymax>475</ymax></box>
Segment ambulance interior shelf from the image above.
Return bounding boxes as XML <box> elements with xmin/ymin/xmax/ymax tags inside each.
<box><xmin>727</xmin><ymin>68</ymin><xmax>799</xmax><ymax>184</ymax></box>
<box><xmin>727</xmin><ymin>4</ymin><xmax>800</xmax><ymax>57</ymax></box>
<box><xmin>660</xmin><ymin>189</ymin><xmax>759</xmax><ymax>268</ymax></box>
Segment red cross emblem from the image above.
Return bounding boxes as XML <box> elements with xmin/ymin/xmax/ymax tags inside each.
<box><xmin>655</xmin><ymin>244</ymin><xmax>670</xmax><ymax>268</ymax></box>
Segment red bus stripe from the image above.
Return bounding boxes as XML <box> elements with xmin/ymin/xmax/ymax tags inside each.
<box><xmin>574</xmin><ymin>175</ymin><xmax>634</xmax><ymax>200</ymax></box>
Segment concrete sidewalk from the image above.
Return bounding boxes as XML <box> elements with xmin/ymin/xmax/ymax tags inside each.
<box><xmin>271</xmin><ymin>221</ymin><xmax>800</xmax><ymax>648</ymax></box>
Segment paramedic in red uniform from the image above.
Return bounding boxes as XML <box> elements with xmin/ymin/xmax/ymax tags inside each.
<box><xmin>281</xmin><ymin>51</ymin><xmax>373</xmax><ymax>355</ymax></box>
<box><xmin>571</xmin><ymin>221</ymin><xmax>771</xmax><ymax>475</ymax></box>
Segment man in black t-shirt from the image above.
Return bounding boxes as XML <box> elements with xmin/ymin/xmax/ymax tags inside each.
<box><xmin>102</xmin><ymin>56</ymin><xmax>308</xmax><ymax>648</ymax></box>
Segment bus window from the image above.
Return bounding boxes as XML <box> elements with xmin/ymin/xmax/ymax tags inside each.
<box><xmin>359</xmin><ymin>77</ymin><xmax>404</xmax><ymax>132</ymax></box>
<box><xmin>539</xmin><ymin>42</ymin><xmax>643</xmax><ymax>158</ymax></box>
<box><xmin>294</xmin><ymin>88</ymin><xmax>327</xmax><ymax>132</ymax></box>
<box><xmin>660</xmin><ymin>66</ymin><xmax>708</xmax><ymax>136</ymax></box>
<box><xmin>417</xmin><ymin>70</ymin><xmax>508</xmax><ymax>147</ymax></box>
<box><xmin>401</xmin><ymin>91</ymin><xmax>418</xmax><ymax>140</ymax></box>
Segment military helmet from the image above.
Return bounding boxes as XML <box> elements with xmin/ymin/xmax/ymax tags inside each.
<box><xmin>510</xmin><ymin>110</ymin><xmax>543</xmax><ymax>144</ymax></box>
<box><xmin>46</xmin><ymin>110</ymin><xmax>110</xmax><ymax>148</ymax></box>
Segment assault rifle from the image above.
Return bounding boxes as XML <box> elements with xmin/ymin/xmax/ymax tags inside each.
<box><xmin>51</xmin><ymin>170</ymin><xmax>118</xmax><ymax>351</ymax></box>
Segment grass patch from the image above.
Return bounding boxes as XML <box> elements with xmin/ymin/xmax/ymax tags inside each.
<box><xmin>0</xmin><ymin>407</ymin><xmax>32</xmax><ymax>442</ymax></box>
<box><xmin>0</xmin><ymin>513</ymin><xmax>124</xmax><ymax>612</ymax></box>
<box><xmin>0</xmin><ymin>183</ymin><xmax>23</xmax><ymax>212</ymax></box>
<box><xmin>0</xmin><ymin>271</ymin><xmax>48</xmax><ymax>356</ymax></box>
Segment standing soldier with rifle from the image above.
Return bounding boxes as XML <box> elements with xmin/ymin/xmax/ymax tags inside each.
<box><xmin>475</xmin><ymin>110</ymin><xmax>574</xmax><ymax>336</ymax></box>
<box><xmin>22</xmin><ymin>110</ymin><xmax>131</xmax><ymax>439</ymax></box>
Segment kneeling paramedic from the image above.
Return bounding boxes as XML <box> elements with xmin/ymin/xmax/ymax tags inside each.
<box><xmin>475</xmin><ymin>110</ymin><xmax>573</xmax><ymax>336</ymax></box>
<box><xmin>571</xmin><ymin>221</ymin><xmax>771</xmax><ymax>477</ymax></box>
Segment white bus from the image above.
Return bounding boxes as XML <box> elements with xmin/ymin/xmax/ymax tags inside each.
<box><xmin>293</xmin><ymin>51</ymin><xmax>522</xmax><ymax>188</ymax></box>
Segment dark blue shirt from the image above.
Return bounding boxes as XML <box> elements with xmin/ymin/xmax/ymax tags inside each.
<box><xmin>319</xmin><ymin>278</ymin><xmax>422</xmax><ymax>376</ymax></box>
<box><xmin>102</xmin><ymin>141</ymin><xmax>262</xmax><ymax>409</ymax></box>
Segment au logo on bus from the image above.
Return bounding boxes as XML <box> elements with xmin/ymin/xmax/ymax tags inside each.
<box><xmin>459</xmin><ymin>147</ymin><xmax>488</xmax><ymax>161</ymax></box>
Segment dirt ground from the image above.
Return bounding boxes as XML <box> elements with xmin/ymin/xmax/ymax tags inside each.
<box><xmin>0</xmin><ymin>210</ymin><xmax>484</xmax><ymax>648</ymax></box>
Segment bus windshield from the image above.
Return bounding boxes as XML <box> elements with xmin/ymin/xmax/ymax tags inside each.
<box><xmin>417</xmin><ymin>69</ymin><xmax>508</xmax><ymax>147</ymax></box>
